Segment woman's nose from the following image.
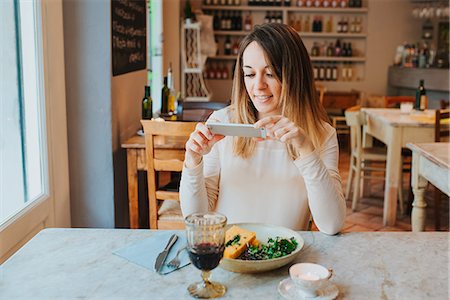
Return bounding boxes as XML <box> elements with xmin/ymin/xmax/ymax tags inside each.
<box><xmin>254</xmin><ymin>74</ymin><xmax>267</xmax><ymax>89</ymax></box>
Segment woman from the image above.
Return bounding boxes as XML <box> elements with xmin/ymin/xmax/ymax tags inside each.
<box><xmin>180</xmin><ymin>23</ymin><xmax>346</xmax><ymax>235</ymax></box>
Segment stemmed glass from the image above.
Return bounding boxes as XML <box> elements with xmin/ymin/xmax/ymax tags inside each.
<box><xmin>185</xmin><ymin>212</ymin><xmax>227</xmax><ymax>299</ymax></box>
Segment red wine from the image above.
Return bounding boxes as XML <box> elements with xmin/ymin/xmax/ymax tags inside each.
<box><xmin>188</xmin><ymin>243</ymin><xmax>224</xmax><ymax>271</ymax></box>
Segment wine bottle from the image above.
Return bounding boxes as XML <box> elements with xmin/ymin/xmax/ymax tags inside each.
<box><xmin>142</xmin><ymin>85</ymin><xmax>153</xmax><ymax>119</ymax></box>
<box><xmin>167</xmin><ymin>63</ymin><xmax>176</xmax><ymax>115</ymax></box>
<box><xmin>161</xmin><ymin>76</ymin><xmax>169</xmax><ymax>115</ymax></box>
<box><xmin>224</xmin><ymin>36</ymin><xmax>232</xmax><ymax>55</ymax></box>
<box><xmin>415</xmin><ymin>79</ymin><xmax>427</xmax><ymax>110</ymax></box>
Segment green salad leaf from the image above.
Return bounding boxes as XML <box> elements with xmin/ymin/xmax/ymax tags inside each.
<box><xmin>239</xmin><ymin>237</ymin><xmax>298</xmax><ymax>260</ymax></box>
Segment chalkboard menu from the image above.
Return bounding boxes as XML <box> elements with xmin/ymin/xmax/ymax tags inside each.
<box><xmin>111</xmin><ymin>0</ymin><xmax>146</xmax><ymax>76</ymax></box>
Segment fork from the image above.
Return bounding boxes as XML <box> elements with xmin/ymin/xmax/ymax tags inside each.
<box><xmin>167</xmin><ymin>246</ymin><xmax>186</xmax><ymax>269</ymax></box>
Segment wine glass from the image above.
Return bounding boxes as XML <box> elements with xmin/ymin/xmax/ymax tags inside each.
<box><xmin>185</xmin><ymin>212</ymin><xmax>227</xmax><ymax>299</ymax></box>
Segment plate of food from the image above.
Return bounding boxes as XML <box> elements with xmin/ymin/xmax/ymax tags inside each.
<box><xmin>219</xmin><ymin>223</ymin><xmax>304</xmax><ymax>273</ymax></box>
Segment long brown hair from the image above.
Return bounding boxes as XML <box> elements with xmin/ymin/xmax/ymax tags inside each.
<box><xmin>230</xmin><ymin>23</ymin><xmax>329</xmax><ymax>160</ymax></box>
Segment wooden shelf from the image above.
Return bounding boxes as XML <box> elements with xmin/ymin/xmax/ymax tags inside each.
<box><xmin>298</xmin><ymin>32</ymin><xmax>367</xmax><ymax>38</ymax></box>
<box><xmin>202</xmin><ymin>5</ymin><xmax>368</xmax><ymax>13</ymax></box>
<box><xmin>310</xmin><ymin>56</ymin><xmax>365</xmax><ymax>62</ymax></box>
<box><xmin>208</xmin><ymin>55</ymin><xmax>238</xmax><ymax>60</ymax></box>
<box><xmin>214</xmin><ymin>30</ymin><xmax>251</xmax><ymax>36</ymax></box>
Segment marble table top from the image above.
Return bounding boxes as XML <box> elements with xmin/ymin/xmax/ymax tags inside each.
<box><xmin>1</xmin><ymin>228</ymin><xmax>448</xmax><ymax>299</ymax></box>
<box><xmin>362</xmin><ymin>108</ymin><xmax>435</xmax><ymax>128</ymax></box>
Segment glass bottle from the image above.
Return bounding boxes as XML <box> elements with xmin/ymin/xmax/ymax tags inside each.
<box><xmin>142</xmin><ymin>85</ymin><xmax>153</xmax><ymax>120</ymax></box>
<box><xmin>167</xmin><ymin>63</ymin><xmax>176</xmax><ymax>115</ymax></box>
<box><xmin>415</xmin><ymin>79</ymin><xmax>427</xmax><ymax>110</ymax></box>
<box><xmin>161</xmin><ymin>76</ymin><xmax>169</xmax><ymax>115</ymax></box>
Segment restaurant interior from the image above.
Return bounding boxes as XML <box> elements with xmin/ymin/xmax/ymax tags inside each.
<box><xmin>1</xmin><ymin>0</ymin><xmax>449</xmax><ymax>298</ymax></box>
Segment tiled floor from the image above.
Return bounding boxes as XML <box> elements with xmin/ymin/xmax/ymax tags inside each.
<box><xmin>322</xmin><ymin>138</ymin><xmax>449</xmax><ymax>232</ymax></box>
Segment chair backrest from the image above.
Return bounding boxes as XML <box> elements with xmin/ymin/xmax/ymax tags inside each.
<box><xmin>384</xmin><ymin>96</ymin><xmax>415</xmax><ymax>108</ymax></box>
<box><xmin>180</xmin><ymin>101</ymin><xmax>229</xmax><ymax>121</ymax></box>
<box><xmin>435</xmin><ymin>109</ymin><xmax>450</xmax><ymax>142</ymax></box>
<box><xmin>315</xmin><ymin>83</ymin><xmax>326</xmax><ymax>105</ymax></box>
<box><xmin>141</xmin><ymin>120</ymin><xmax>197</xmax><ymax>229</ymax></box>
<box><xmin>345</xmin><ymin>106</ymin><xmax>364</xmax><ymax>155</ymax></box>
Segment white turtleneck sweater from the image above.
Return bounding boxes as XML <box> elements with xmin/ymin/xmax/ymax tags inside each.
<box><xmin>179</xmin><ymin>108</ymin><xmax>346</xmax><ymax>235</ymax></box>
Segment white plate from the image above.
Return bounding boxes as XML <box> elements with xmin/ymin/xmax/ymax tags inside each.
<box><xmin>278</xmin><ymin>278</ymin><xmax>339</xmax><ymax>300</ymax></box>
<box><xmin>219</xmin><ymin>223</ymin><xmax>304</xmax><ymax>273</ymax></box>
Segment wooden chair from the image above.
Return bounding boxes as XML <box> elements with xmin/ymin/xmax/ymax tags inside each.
<box><xmin>179</xmin><ymin>101</ymin><xmax>229</xmax><ymax>122</ymax></box>
<box><xmin>433</xmin><ymin>109</ymin><xmax>450</xmax><ymax>230</ymax></box>
<box><xmin>141</xmin><ymin>120</ymin><xmax>197</xmax><ymax>229</ymax></box>
<box><xmin>315</xmin><ymin>82</ymin><xmax>326</xmax><ymax>105</ymax></box>
<box><xmin>384</xmin><ymin>96</ymin><xmax>415</xmax><ymax>108</ymax></box>
<box><xmin>345</xmin><ymin>107</ymin><xmax>404</xmax><ymax>213</ymax></box>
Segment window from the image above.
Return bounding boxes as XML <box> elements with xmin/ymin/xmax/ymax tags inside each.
<box><xmin>1</xmin><ymin>0</ymin><xmax>46</xmax><ymax>225</ymax></box>
<box><xmin>0</xmin><ymin>0</ymin><xmax>70</xmax><ymax>263</ymax></box>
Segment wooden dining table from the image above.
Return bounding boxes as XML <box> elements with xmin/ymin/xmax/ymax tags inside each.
<box><xmin>362</xmin><ymin>108</ymin><xmax>435</xmax><ymax>226</ymax></box>
<box><xmin>2</xmin><ymin>228</ymin><xmax>448</xmax><ymax>299</ymax></box>
<box><xmin>407</xmin><ymin>142</ymin><xmax>450</xmax><ymax>232</ymax></box>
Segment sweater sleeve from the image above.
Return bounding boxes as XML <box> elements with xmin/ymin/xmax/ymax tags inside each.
<box><xmin>179</xmin><ymin>112</ymin><xmax>223</xmax><ymax>217</ymax></box>
<box><xmin>294</xmin><ymin>125</ymin><xmax>346</xmax><ymax>235</ymax></box>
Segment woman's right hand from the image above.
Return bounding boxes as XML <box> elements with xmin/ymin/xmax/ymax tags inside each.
<box><xmin>185</xmin><ymin>122</ymin><xmax>225</xmax><ymax>168</ymax></box>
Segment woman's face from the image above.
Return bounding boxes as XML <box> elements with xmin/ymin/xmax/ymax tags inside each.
<box><xmin>242</xmin><ymin>41</ymin><xmax>282</xmax><ymax>119</ymax></box>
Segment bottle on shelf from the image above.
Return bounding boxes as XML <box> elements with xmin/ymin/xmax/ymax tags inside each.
<box><xmin>325</xmin><ymin>16</ymin><xmax>333</xmax><ymax>33</ymax></box>
<box><xmin>347</xmin><ymin>62</ymin><xmax>353</xmax><ymax>81</ymax></box>
<box><xmin>318</xmin><ymin>64</ymin><xmax>325</xmax><ymax>81</ymax></box>
<box><xmin>232</xmin><ymin>39</ymin><xmax>239</xmax><ymax>55</ymax></box>
<box><xmin>296</xmin><ymin>0</ymin><xmax>304</xmax><ymax>6</ymax></box>
<box><xmin>142</xmin><ymin>85</ymin><xmax>153</xmax><ymax>120</ymax></box>
<box><xmin>295</xmin><ymin>15</ymin><xmax>302</xmax><ymax>31</ymax></box>
<box><xmin>311</xmin><ymin>42</ymin><xmax>320</xmax><ymax>57</ymax></box>
<box><xmin>325</xmin><ymin>65</ymin><xmax>332</xmax><ymax>81</ymax></box>
<box><xmin>322</xmin><ymin>0</ymin><xmax>330</xmax><ymax>7</ymax></box>
<box><xmin>224</xmin><ymin>36</ymin><xmax>232</xmax><ymax>55</ymax></box>
<box><xmin>213</xmin><ymin>11</ymin><xmax>221</xmax><ymax>30</ymax></box>
<box><xmin>305</xmin><ymin>0</ymin><xmax>313</xmax><ymax>7</ymax></box>
<box><xmin>221</xmin><ymin>63</ymin><xmax>229</xmax><ymax>79</ymax></box>
<box><xmin>161</xmin><ymin>76</ymin><xmax>170</xmax><ymax>115</ymax></box>
<box><xmin>331</xmin><ymin>64</ymin><xmax>337</xmax><ymax>81</ymax></box>
<box><xmin>347</xmin><ymin>42</ymin><xmax>353</xmax><ymax>57</ymax></box>
<box><xmin>284</xmin><ymin>0</ymin><xmax>291</xmax><ymax>6</ymax></box>
<box><xmin>167</xmin><ymin>63</ymin><xmax>176</xmax><ymax>116</ymax></box>
<box><xmin>304</xmin><ymin>15</ymin><xmax>311</xmax><ymax>32</ymax></box>
<box><xmin>326</xmin><ymin>42</ymin><xmax>334</xmax><ymax>56</ymax></box>
<box><xmin>340</xmin><ymin>0</ymin><xmax>347</xmax><ymax>8</ymax></box>
<box><xmin>313</xmin><ymin>0</ymin><xmax>321</xmax><ymax>7</ymax></box>
<box><xmin>334</xmin><ymin>39</ymin><xmax>342</xmax><ymax>56</ymax></box>
<box><xmin>244</xmin><ymin>13</ymin><xmax>252</xmax><ymax>31</ymax></box>
<box><xmin>208</xmin><ymin>63</ymin><xmax>217</xmax><ymax>79</ymax></box>
<box><xmin>415</xmin><ymin>79</ymin><xmax>428</xmax><ymax>110</ymax></box>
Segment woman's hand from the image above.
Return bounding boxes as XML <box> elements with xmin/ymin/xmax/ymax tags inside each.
<box><xmin>185</xmin><ymin>122</ymin><xmax>225</xmax><ymax>168</ymax></box>
<box><xmin>254</xmin><ymin>115</ymin><xmax>315</xmax><ymax>155</ymax></box>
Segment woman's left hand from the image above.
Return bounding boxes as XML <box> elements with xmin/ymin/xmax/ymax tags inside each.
<box><xmin>254</xmin><ymin>115</ymin><xmax>314</xmax><ymax>153</ymax></box>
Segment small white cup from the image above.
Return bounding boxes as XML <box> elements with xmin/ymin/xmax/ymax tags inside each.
<box><xmin>400</xmin><ymin>102</ymin><xmax>414</xmax><ymax>114</ymax></box>
<box><xmin>289</xmin><ymin>263</ymin><xmax>332</xmax><ymax>297</ymax></box>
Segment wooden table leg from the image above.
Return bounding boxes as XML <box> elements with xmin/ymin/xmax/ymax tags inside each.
<box><xmin>411</xmin><ymin>153</ymin><xmax>428</xmax><ymax>232</ymax></box>
<box><xmin>383</xmin><ymin>128</ymin><xmax>401</xmax><ymax>226</ymax></box>
<box><xmin>127</xmin><ymin>149</ymin><xmax>139</xmax><ymax>229</ymax></box>
<box><xmin>362</xmin><ymin>129</ymin><xmax>373</xmax><ymax>197</ymax></box>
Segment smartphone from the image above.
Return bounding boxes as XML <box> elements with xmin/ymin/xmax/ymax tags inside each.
<box><xmin>206</xmin><ymin>122</ymin><xmax>266</xmax><ymax>138</ymax></box>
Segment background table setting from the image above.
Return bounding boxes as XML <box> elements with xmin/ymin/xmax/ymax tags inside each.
<box><xmin>1</xmin><ymin>226</ymin><xmax>448</xmax><ymax>299</ymax></box>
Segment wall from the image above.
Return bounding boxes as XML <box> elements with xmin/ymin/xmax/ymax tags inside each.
<box><xmin>63</xmin><ymin>0</ymin><xmax>146</xmax><ymax>228</ymax></box>
<box><xmin>175</xmin><ymin>0</ymin><xmax>423</xmax><ymax>98</ymax></box>
<box><xmin>111</xmin><ymin>72</ymin><xmax>146</xmax><ymax>228</ymax></box>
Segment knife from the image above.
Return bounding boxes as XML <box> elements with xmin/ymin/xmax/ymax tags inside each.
<box><xmin>154</xmin><ymin>234</ymin><xmax>178</xmax><ymax>273</ymax></box>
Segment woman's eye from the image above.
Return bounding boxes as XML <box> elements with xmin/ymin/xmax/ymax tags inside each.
<box><xmin>244</xmin><ymin>74</ymin><xmax>255</xmax><ymax>78</ymax></box>
<box><xmin>266</xmin><ymin>73</ymin><xmax>273</xmax><ymax>78</ymax></box>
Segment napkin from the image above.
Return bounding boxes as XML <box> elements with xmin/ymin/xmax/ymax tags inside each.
<box><xmin>113</xmin><ymin>231</ymin><xmax>190</xmax><ymax>275</ymax></box>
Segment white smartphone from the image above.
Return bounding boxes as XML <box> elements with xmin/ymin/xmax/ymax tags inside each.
<box><xmin>206</xmin><ymin>122</ymin><xmax>266</xmax><ymax>138</ymax></box>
